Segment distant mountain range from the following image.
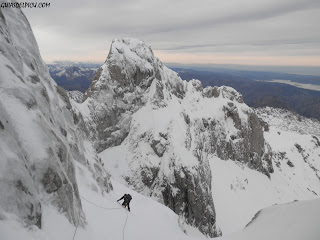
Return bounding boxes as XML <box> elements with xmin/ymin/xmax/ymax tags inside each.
<box><xmin>48</xmin><ymin>62</ymin><xmax>101</xmax><ymax>92</ymax></box>
<box><xmin>48</xmin><ymin>62</ymin><xmax>320</xmax><ymax>121</ymax></box>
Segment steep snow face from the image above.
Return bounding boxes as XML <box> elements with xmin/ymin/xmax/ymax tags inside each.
<box><xmin>0</xmin><ymin>5</ymin><xmax>111</xmax><ymax>230</ymax></box>
<box><xmin>84</xmin><ymin>38</ymin><xmax>273</xmax><ymax>236</ymax></box>
<box><xmin>217</xmin><ymin>199</ymin><xmax>320</xmax><ymax>240</ymax></box>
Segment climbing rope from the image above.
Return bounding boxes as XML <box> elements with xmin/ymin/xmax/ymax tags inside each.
<box><xmin>80</xmin><ymin>195</ymin><xmax>123</xmax><ymax>210</ymax></box>
<box><xmin>72</xmin><ymin>195</ymin><xmax>128</xmax><ymax>240</ymax></box>
<box><xmin>123</xmin><ymin>209</ymin><xmax>128</xmax><ymax>240</ymax></box>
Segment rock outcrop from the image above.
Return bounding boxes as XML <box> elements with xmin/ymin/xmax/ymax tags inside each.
<box><xmin>67</xmin><ymin>90</ymin><xmax>84</xmax><ymax>103</ymax></box>
<box><xmin>82</xmin><ymin>38</ymin><xmax>179</xmax><ymax>152</ymax></box>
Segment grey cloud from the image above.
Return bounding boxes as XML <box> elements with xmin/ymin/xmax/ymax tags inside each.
<box><xmin>131</xmin><ymin>0</ymin><xmax>320</xmax><ymax>34</ymax></box>
<box><xmin>22</xmin><ymin>0</ymin><xmax>320</xmax><ymax>65</ymax></box>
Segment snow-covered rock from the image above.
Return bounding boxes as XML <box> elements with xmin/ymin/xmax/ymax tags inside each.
<box><xmin>0</xmin><ymin>4</ymin><xmax>111</xmax><ymax>232</ymax></box>
<box><xmin>67</xmin><ymin>90</ymin><xmax>84</xmax><ymax>103</ymax></box>
<box><xmin>256</xmin><ymin>107</ymin><xmax>320</xmax><ymax>136</ymax></box>
<box><xmin>80</xmin><ymin>38</ymin><xmax>273</xmax><ymax>237</ymax></box>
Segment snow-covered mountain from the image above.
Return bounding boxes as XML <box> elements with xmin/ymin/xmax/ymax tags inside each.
<box><xmin>49</xmin><ymin>66</ymin><xmax>97</xmax><ymax>79</ymax></box>
<box><xmin>74</xmin><ymin>38</ymin><xmax>320</xmax><ymax>237</ymax></box>
<box><xmin>74</xmin><ymin>38</ymin><xmax>280</xmax><ymax>237</ymax></box>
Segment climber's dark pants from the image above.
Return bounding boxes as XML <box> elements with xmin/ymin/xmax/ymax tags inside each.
<box><xmin>122</xmin><ymin>200</ymin><xmax>130</xmax><ymax>211</ymax></box>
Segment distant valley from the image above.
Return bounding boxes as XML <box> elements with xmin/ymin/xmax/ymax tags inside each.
<box><xmin>266</xmin><ymin>79</ymin><xmax>320</xmax><ymax>92</ymax></box>
<box><xmin>172</xmin><ymin>67</ymin><xmax>320</xmax><ymax>121</ymax></box>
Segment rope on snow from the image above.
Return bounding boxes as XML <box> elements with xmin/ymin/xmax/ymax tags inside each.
<box><xmin>72</xmin><ymin>195</ymin><xmax>128</xmax><ymax>240</ymax></box>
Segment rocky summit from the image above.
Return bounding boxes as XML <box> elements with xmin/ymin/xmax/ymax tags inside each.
<box><xmin>77</xmin><ymin>38</ymin><xmax>274</xmax><ymax>237</ymax></box>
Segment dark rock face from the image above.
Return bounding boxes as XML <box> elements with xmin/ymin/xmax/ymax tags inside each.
<box><xmin>42</xmin><ymin>167</ymin><xmax>63</xmax><ymax>193</ymax></box>
<box><xmin>313</xmin><ymin>136</ymin><xmax>320</xmax><ymax>147</ymax></box>
<box><xmin>122</xmin><ymin>122</ymin><xmax>222</xmax><ymax>237</ymax></box>
<box><xmin>161</xmin><ymin>166</ymin><xmax>220</xmax><ymax>237</ymax></box>
<box><xmin>224</xmin><ymin>104</ymin><xmax>241</xmax><ymax>129</ymax></box>
<box><xmin>14</xmin><ymin>179</ymin><xmax>42</xmax><ymax>228</ymax></box>
<box><xmin>56</xmin><ymin>86</ymin><xmax>72</xmax><ymax>110</ymax></box>
<box><xmin>195</xmin><ymin>111</ymin><xmax>273</xmax><ymax>176</ymax></box>
<box><xmin>151</xmin><ymin>140</ymin><xmax>166</xmax><ymax>157</ymax></box>
<box><xmin>124</xmin><ymin>131</ymin><xmax>221</xmax><ymax>236</ymax></box>
<box><xmin>83</xmin><ymin>67</ymin><xmax>103</xmax><ymax>100</ymax></box>
<box><xmin>83</xmin><ymin>39</ymin><xmax>172</xmax><ymax>152</ymax></box>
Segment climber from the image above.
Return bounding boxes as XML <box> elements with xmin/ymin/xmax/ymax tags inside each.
<box><xmin>117</xmin><ymin>193</ymin><xmax>132</xmax><ymax>212</ymax></box>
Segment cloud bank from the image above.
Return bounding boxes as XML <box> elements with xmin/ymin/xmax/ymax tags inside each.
<box><xmin>23</xmin><ymin>0</ymin><xmax>320</xmax><ymax>66</ymax></box>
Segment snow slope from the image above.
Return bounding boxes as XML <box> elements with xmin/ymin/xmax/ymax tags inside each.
<box><xmin>210</xmin><ymin>109</ymin><xmax>320</xmax><ymax>235</ymax></box>
<box><xmin>0</xmin><ymin>161</ymin><xmax>205</xmax><ymax>240</ymax></box>
<box><xmin>2</xmin><ymin>159</ymin><xmax>320</xmax><ymax>240</ymax></box>
<box><xmin>2</xmin><ymin>160</ymin><xmax>319</xmax><ymax>240</ymax></box>
<box><xmin>210</xmin><ymin>152</ymin><xmax>320</xmax><ymax>234</ymax></box>
<box><xmin>217</xmin><ymin>198</ymin><xmax>320</xmax><ymax>240</ymax></box>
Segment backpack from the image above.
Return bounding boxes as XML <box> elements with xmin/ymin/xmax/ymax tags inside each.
<box><xmin>126</xmin><ymin>194</ymin><xmax>132</xmax><ymax>201</ymax></box>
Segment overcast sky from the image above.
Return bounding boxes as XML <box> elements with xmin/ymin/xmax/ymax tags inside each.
<box><xmin>23</xmin><ymin>0</ymin><xmax>320</xmax><ymax>67</ymax></box>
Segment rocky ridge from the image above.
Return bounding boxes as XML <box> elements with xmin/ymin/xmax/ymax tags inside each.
<box><xmin>79</xmin><ymin>38</ymin><xmax>273</xmax><ymax>237</ymax></box>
